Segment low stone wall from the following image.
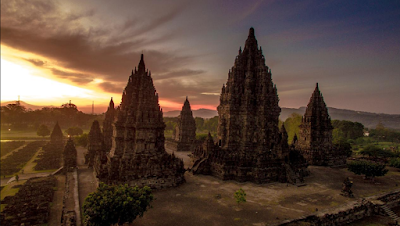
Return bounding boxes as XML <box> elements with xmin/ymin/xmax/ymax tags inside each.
<box><xmin>275</xmin><ymin>190</ymin><xmax>400</xmax><ymax>226</ymax></box>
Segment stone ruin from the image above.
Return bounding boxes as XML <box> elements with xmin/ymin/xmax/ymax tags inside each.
<box><xmin>173</xmin><ymin>97</ymin><xmax>197</xmax><ymax>152</ymax></box>
<box><xmin>50</xmin><ymin>121</ymin><xmax>64</xmax><ymax>145</ymax></box>
<box><xmin>0</xmin><ymin>176</ymin><xmax>56</xmax><ymax>226</ymax></box>
<box><xmin>295</xmin><ymin>83</ymin><xmax>347</xmax><ymax>166</ymax></box>
<box><xmin>93</xmin><ymin>54</ymin><xmax>185</xmax><ymax>189</ymax></box>
<box><xmin>85</xmin><ymin>120</ymin><xmax>103</xmax><ymax>167</ymax></box>
<box><xmin>63</xmin><ymin>137</ymin><xmax>77</xmax><ymax>172</ymax></box>
<box><xmin>190</xmin><ymin>28</ymin><xmax>308</xmax><ymax>184</ymax></box>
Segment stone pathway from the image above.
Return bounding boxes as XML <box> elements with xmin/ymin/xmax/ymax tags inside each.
<box><xmin>20</xmin><ymin>147</ymin><xmax>43</xmax><ymax>174</ymax></box>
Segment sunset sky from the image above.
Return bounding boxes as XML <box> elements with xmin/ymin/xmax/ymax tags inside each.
<box><xmin>1</xmin><ymin>0</ymin><xmax>400</xmax><ymax>114</ymax></box>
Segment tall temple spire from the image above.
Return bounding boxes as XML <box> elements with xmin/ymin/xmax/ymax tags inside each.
<box><xmin>138</xmin><ymin>54</ymin><xmax>146</xmax><ymax>73</ymax></box>
<box><xmin>108</xmin><ymin>97</ymin><xmax>114</xmax><ymax>109</ymax></box>
<box><xmin>50</xmin><ymin>121</ymin><xmax>64</xmax><ymax>144</ymax></box>
<box><xmin>191</xmin><ymin>27</ymin><xmax>308</xmax><ymax>184</ymax></box>
<box><xmin>296</xmin><ymin>83</ymin><xmax>342</xmax><ymax>166</ymax></box>
<box><xmin>244</xmin><ymin>27</ymin><xmax>258</xmax><ymax>51</ymax></box>
<box><xmin>248</xmin><ymin>27</ymin><xmax>255</xmax><ymax>37</ymax></box>
<box><xmin>99</xmin><ymin>54</ymin><xmax>185</xmax><ymax>189</ymax></box>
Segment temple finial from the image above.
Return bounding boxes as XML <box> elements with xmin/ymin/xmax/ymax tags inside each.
<box><xmin>249</xmin><ymin>27</ymin><xmax>255</xmax><ymax>37</ymax></box>
<box><xmin>138</xmin><ymin>54</ymin><xmax>145</xmax><ymax>73</ymax></box>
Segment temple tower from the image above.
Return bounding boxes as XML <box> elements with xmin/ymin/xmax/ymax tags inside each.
<box><xmin>297</xmin><ymin>83</ymin><xmax>338</xmax><ymax>165</ymax></box>
<box><xmin>50</xmin><ymin>122</ymin><xmax>64</xmax><ymax>145</ymax></box>
<box><xmin>103</xmin><ymin>98</ymin><xmax>115</xmax><ymax>152</ymax></box>
<box><xmin>63</xmin><ymin>138</ymin><xmax>77</xmax><ymax>172</ymax></box>
<box><xmin>85</xmin><ymin>120</ymin><xmax>104</xmax><ymax>167</ymax></box>
<box><xmin>174</xmin><ymin>97</ymin><xmax>197</xmax><ymax>151</ymax></box>
<box><xmin>103</xmin><ymin>54</ymin><xmax>185</xmax><ymax>189</ymax></box>
<box><xmin>191</xmin><ymin>28</ymin><xmax>307</xmax><ymax>184</ymax></box>
<box><xmin>218</xmin><ymin>27</ymin><xmax>281</xmax><ymax>154</ymax></box>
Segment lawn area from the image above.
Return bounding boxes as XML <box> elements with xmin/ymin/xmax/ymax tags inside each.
<box><xmin>0</xmin><ymin>130</ymin><xmax>49</xmax><ymax>140</ymax></box>
<box><xmin>0</xmin><ymin>180</ymin><xmax>26</xmax><ymax>201</ymax></box>
<box><xmin>352</xmin><ymin>138</ymin><xmax>400</xmax><ymax>155</ymax></box>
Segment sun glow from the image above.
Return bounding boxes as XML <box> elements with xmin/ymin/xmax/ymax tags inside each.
<box><xmin>1</xmin><ymin>58</ymin><xmax>94</xmax><ymax>104</ymax></box>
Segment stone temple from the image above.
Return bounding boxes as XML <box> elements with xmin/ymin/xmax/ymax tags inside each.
<box><xmin>191</xmin><ymin>28</ymin><xmax>308</xmax><ymax>184</ymax></box>
<box><xmin>85</xmin><ymin>120</ymin><xmax>103</xmax><ymax>168</ymax></box>
<box><xmin>295</xmin><ymin>83</ymin><xmax>347</xmax><ymax>166</ymax></box>
<box><xmin>50</xmin><ymin>121</ymin><xmax>64</xmax><ymax>145</ymax></box>
<box><xmin>173</xmin><ymin>97</ymin><xmax>197</xmax><ymax>152</ymax></box>
<box><xmin>94</xmin><ymin>54</ymin><xmax>185</xmax><ymax>189</ymax></box>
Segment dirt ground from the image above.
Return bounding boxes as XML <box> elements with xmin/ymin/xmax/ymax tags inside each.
<box><xmin>74</xmin><ymin>147</ymin><xmax>400</xmax><ymax>226</ymax></box>
<box><xmin>134</xmin><ymin>150</ymin><xmax>400</xmax><ymax>226</ymax></box>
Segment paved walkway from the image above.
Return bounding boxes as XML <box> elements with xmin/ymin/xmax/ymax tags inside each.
<box><xmin>6</xmin><ymin>172</ymin><xmax>53</xmax><ymax>184</ymax></box>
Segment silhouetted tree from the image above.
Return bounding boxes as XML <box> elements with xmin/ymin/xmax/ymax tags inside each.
<box><xmin>37</xmin><ymin>124</ymin><xmax>50</xmax><ymax>138</ymax></box>
<box><xmin>65</xmin><ymin>127</ymin><xmax>83</xmax><ymax>137</ymax></box>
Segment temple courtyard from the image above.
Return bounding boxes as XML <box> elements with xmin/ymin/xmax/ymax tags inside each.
<box><xmin>77</xmin><ymin>146</ymin><xmax>400</xmax><ymax>225</ymax></box>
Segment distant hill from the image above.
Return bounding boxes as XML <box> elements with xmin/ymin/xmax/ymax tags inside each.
<box><xmin>164</xmin><ymin>108</ymin><xmax>218</xmax><ymax>118</ymax></box>
<box><xmin>166</xmin><ymin>107</ymin><xmax>400</xmax><ymax>129</ymax></box>
<box><xmin>281</xmin><ymin>107</ymin><xmax>400</xmax><ymax>130</ymax></box>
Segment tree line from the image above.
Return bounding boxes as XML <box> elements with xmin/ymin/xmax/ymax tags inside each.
<box><xmin>1</xmin><ymin>103</ymin><xmax>101</xmax><ymax>131</ymax></box>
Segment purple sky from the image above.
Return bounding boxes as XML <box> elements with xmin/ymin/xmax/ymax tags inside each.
<box><xmin>1</xmin><ymin>0</ymin><xmax>400</xmax><ymax>114</ymax></box>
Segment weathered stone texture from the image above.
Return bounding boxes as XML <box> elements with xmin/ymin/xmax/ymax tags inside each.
<box><xmin>174</xmin><ymin>97</ymin><xmax>196</xmax><ymax>152</ymax></box>
<box><xmin>96</xmin><ymin>54</ymin><xmax>185</xmax><ymax>189</ymax></box>
<box><xmin>296</xmin><ymin>83</ymin><xmax>346</xmax><ymax>166</ymax></box>
<box><xmin>191</xmin><ymin>28</ymin><xmax>307</xmax><ymax>184</ymax></box>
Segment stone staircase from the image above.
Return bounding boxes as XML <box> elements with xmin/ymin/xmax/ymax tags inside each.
<box><xmin>381</xmin><ymin>204</ymin><xmax>400</xmax><ymax>222</ymax></box>
<box><xmin>190</xmin><ymin>158</ymin><xmax>208</xmax><ymax>174</ymax></box>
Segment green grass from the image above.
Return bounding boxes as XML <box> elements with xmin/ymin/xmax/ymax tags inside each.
<box><xmin>0</xmin><ymin>180</ymin><xmax>26</xmax><ymax>201</ymax></box>
<box><xmin>352</xmin><ymin>140</ymin><xmax>400</xmax><ymax>155</ymax></box>
<box><xmin>0</xmin><ymin>204</ymin><xmax>7</xmax><ymax>212</ymax></box>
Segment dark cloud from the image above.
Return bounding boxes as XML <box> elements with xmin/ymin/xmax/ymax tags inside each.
<box><xmin>98</xmin><ymin>82</ymin><xmax>124</xmax><ymax>94</ymax></box>
<box><xmin>51</xmin><ymin>68</ymin><xmax>93</xmax><ymax>84</ymax></box>
<box><xmin>1</xmin><ymin>0</ymin><xmax>201</xmax><ymax>84</ymax></box>
<box><xmin>154</xmin><ymin>76</ymin><xmax>223</xmax><ymax>106</ymax></box>
<box><xmin>156</xmin><ymin>69</ymin><xmax>206</xmax><ymax>81</ymax></box>
<box><xmin>24</xmin><ymin>58</ymin><xmax>47</xmax><ymax>67</ymax></box>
